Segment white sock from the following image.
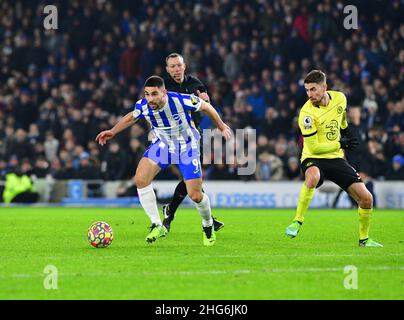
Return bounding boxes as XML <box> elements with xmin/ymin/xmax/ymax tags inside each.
<box><xmin>137</xmin><ymin>184</ymin><xmax>161</xmax><ymax>226</ymax></box>
<box><xmin>193</xmin><ymin>193</ymin><xmax>213</xmax><ymax>227</ymax></box>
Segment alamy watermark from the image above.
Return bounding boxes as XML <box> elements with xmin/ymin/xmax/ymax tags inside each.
<box><xmin>43</xmin><ymin>264</ymin><xmax>58</xmax><ymax>289</ymax></box>
<box><xmin>343</xmin><ymin>5</ymin><xmax>358</xmax><ymax>30</ymax></box>
<box><xmin>343</xmin><ymin>265</ymin><xmax>358</xmax><ymax>289</ymax></box>
<box><xmin>43</xmin><ymin>5</ymin><xmax>58</xmax><ymax>30</ymax></box>
<box><xmin>202</xmin><ymin>128</ymin><xmax>256</xmax><ymax>176</ymax></box>
<box><xmin>146</xmin><ymin>128</ymin><xmax>256</xmax><ymax>176</ymax></box>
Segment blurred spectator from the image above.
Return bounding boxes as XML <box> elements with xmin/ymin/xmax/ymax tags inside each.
<box><xmin>76</xmin><ymin>152</ymin><xmax>103</xmax><ymax>197</ymax></box>
<box><xmin>206</xmin><ymin>163</ymin><xmax>237</xmax><ymax>180</ymax></box>
<box><xmin>223</xmin><ymin>41</ymin><xmax>243</xmax><ymax>81</ymax></box>
<box><xmin>50</xmin><ymin>158</ymin><xmax>63</xmax><ymax>180</ymax></box>
<box><xmin>55</xmin><ymin>159</ymin><xmax>77</xmax><ymax>180</ymax></box>
<box><xmin>361</xmin><ymin>139</ymin><xmax>388</xmax><ymax>180</ymax></box>
<box><xmin>260</xmin><ymin>108</ymin><xmax>283</xmax><ymax>139</ymax></box>
<box><xmin>44</xmin><ymin>131</ymin><xmax>60</xmax><ymax>162</ymax></box>
<box><xmin>255</xmin><ymin>151</ymin><xmax>284</xmax><ymax>181</ymax></box>
<box><xmin>2</xmin><ymin>165</ymin><xmax>39</xmax><ymax>204</ymax></box>
<box><xmin>285</xmin><ymin>156</ymin><xmax>301</xmax><ymax>181</ymax></box>
<box><xmin>345</xmin><ymin>106</ymin><xmax>368</xmax><ymax>169</ymax></box>
<box><xmin>103</xmin><ymin>142</ymin><xmax>126</xmax><ymax>180</ymax></box>
<box><xmin>247</xmin><ymin>84</ymin><xmax>267</xmax><ymax>118</ymax></box>
<box><xmin>125</xmin><ymin>138</ymin><xmax>145</xmax><ymax>178</ymax></box>
<box><xmin>386</xmin><ymin>155</ymin><xmax>404</xmax><ymax>180</ymax></box>
<box><xmin>0</xmin><ymin>159</ymin><xmax>8</xmax><ymax>179</ymax></box>
<box><xmin>256</xmin><ymin>135</ymin><xmax>271</xmax><ymax>155</ymax></box>
<box><xmin>6</xmin><ymin>129</ymin><xmax>35</xmax><ymax>161</ymax></box>
<box><xmin>120</xmin><ymin>37</ymin><xmax>141</xmax><ymax>83</ymax></box>
<box><xmin>13</xmin><ymin>91</ymin><xmax>38</xmax><ymax>131</ymax></box>
<box><xmin>27</xmin><ymin>124</ymin><xmax>41</xmax><ymax>145</ymax></box>
<box><xmin>32</xmin><ymin>156</ymin><xmax>50</xmax><ymax>179</ymax></box>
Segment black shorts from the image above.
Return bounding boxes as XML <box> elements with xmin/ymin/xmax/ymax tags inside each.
<box><xmin>301</xmin><ymin>158</ymin><xmax>362</xmax><ymax>191</ymax></box>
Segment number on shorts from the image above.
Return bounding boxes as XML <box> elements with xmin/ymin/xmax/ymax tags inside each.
<box><xmin>192</xmin><ymin>158</ymin><xmax>199</xmax><ymax>172</ymax></box>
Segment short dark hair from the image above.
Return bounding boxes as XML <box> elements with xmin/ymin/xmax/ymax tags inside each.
<box><xmin>165</xmin><ymin>52</ymin><xmax>184</xmax><ymax>64</ymax></box>
<box><xmin>304</xmin><ymin>70</ymin><xmax>326</xmax><ymax>84</ymax></box>
<box><xmin>144</xmin><ymin>75</ymin><xmax>165</xmax><ymax>88</ymax></box>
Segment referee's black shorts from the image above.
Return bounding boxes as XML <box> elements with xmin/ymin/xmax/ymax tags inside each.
<box><xmin>301</xmin><ymin>157</ymin><xmax>363</xmax><ymax>191</ymax></box>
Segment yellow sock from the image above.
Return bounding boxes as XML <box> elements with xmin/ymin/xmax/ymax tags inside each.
<box><xmin>358</xmin><ymin>207</ymin><xmax>372</xmax><ymax>240</ymax></box>
<box><xmin>294</xmin><ymin>183</ymin><xmax>315</xmax><ymax>223</ymax></box>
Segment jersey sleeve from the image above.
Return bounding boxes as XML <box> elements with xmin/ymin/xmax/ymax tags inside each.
<box><xmin>298</xmin><ymin>110</ymin><xmax>317</xmax><ymax>137</ymax></box>
<box><xmin>132</xmin><ymin>100</ymin><xmax>145</xmax><ymax>120</ymax></box>
<box><xmin>181</xmin><ymin>93</ymin><xmax>202</xmax><ymax>112</ymax></box>
<box><xmin>340</xmin><ymin>93</ymin><xmax>348</xmax><ymax>130</ymax></box>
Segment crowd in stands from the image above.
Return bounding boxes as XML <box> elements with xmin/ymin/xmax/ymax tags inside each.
<box><xmin>0</xmin><ymin>0</ymin><xmax>403</xmax><ymax>186</ymax></box>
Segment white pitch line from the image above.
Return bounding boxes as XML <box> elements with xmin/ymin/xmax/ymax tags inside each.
<box><xmin>1</xmin><ymin>266</ymin><xmax>403</xmax><ymax>279</ymax></box>
<box><xmin>142</xmin><ymin>266</ymin><xmax>404</xmax><ymax>276</ymax></box>
<box><xmin>2</xmin><ymin>253</ymin><xmax>404</xmax><ymax>260</ymax></box>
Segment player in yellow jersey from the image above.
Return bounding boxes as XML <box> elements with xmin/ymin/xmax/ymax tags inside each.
<box><xmin>285</xmin><ymin>70</ymin><xmax>383</xmax><ymax>247</ymax></box>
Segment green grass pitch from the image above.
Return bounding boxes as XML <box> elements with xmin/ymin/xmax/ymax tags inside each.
<box><xmin>0</xmin><ymin>207</ymin><xmax>403</xmax><ymax>300</ymax></box>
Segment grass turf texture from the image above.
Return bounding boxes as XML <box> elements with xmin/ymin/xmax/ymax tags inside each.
<box><xmin>0</xmin><ymin>207</ymin><xmax>403</xmax><ymax>300</ymax></box>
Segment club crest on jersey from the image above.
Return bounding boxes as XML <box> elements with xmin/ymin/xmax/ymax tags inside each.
<box><xmin>173</xmin><ymin>114</ymin><xmax>182</xmax><ymax>124</ymax></box>
<box><xmin>337</xmin><ymin>105</ymin><xmax>343</xmax><ymax>114</ymax></box>
<box><xmin>190</xmin><ymin>94</ymin><xmax>200</xmax><ymax>105</ymax></box>
<box><xmin>303</xmin><ymin>116</ymin><xmax>312</xmax><ymax>129</ymax></box>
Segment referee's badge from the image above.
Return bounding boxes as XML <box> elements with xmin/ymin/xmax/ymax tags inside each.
<box><xmin>303</xmin><ymin>116</ymin><xmax>313</xmax><ymax>130</ymax></box>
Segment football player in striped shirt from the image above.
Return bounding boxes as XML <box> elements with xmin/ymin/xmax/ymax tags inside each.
<box><xmin>96</xmin><ymin>76</ymin><xmax>231</xmax><ymax>246</ymax></box>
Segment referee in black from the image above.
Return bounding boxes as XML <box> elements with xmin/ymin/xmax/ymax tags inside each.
<box><xmin>162</xmin><ymin>52</ymin><xmax>224</xmax><ymax>233</ymax></box>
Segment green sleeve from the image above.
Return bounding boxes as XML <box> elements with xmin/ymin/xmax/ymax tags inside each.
<box><xmin>304</xmin><ymin>134</ymin><xmax>341</xmax><ymax>155</ymax></box>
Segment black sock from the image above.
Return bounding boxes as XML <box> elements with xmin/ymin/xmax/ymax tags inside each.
<box><xmin>169</xmin><ymin>180</ymin><xmax>188</xmax><ymax>214</ymax></box>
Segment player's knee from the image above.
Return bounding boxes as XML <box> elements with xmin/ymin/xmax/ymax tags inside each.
<box><xmin>360</xmin><ymin>191</ymin><xmax>373</xmax><ymax>208</ymax></box>
<box><xmin>134</xmin><ymin>174</ymin><xmax>149</xmax><ymax>189</ymax></box>
<box><xmin>306</xmin><ymin>173</ymin><xmax>320</xmax><ymax>189</ymax></box>
<box><xmin>188</xmin><ymin>190</ymin><xmax>203</xmax><ymax>203</ymax></box>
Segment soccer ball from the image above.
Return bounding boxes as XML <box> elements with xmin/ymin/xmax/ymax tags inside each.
<box><xmin>87</xmin><ymin>221</ymin><xmax>114</xmax><ymax>248</ymax></box>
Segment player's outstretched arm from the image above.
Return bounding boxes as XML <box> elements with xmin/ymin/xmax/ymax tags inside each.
<box><xmin>199</xmin><ymin>101</ymin><xmax>232</xmax><ymax>140</ymax></box>
<box><xmin>95</xmin><ymin>111</ymin><xmax>137</xmax><ymax>146</ymax></box>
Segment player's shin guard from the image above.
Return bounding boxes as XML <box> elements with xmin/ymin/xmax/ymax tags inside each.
<box><xmin>294</xmin><ymin>183</ymin><xmax>315</xmax><ymax>223</ymax></box>
<box><xmin>193</xmin><ymin>193</ymin><xmax>213</xmax><ymax>227</ymax></box>
<box><xmin>138</xmin><ymin>184</ymin><xmax>162</xmax><ymax>226</ymax></box>
<box><xmin>358</xmin><ymin>207</ymin><xmax>372</xmax><ymax>240</ymax></box>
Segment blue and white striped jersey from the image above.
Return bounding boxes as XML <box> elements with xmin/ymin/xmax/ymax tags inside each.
<box><xmin>132</xmin><ymin>91</ymin><xmax>202</xmax><ymax>153</ymax></box>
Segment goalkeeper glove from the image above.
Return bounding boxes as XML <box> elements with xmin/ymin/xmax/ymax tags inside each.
<box><xmin>339</xmin><ymin>136</ymin><xmax>359</xmax><ymax>150</ymax></box>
